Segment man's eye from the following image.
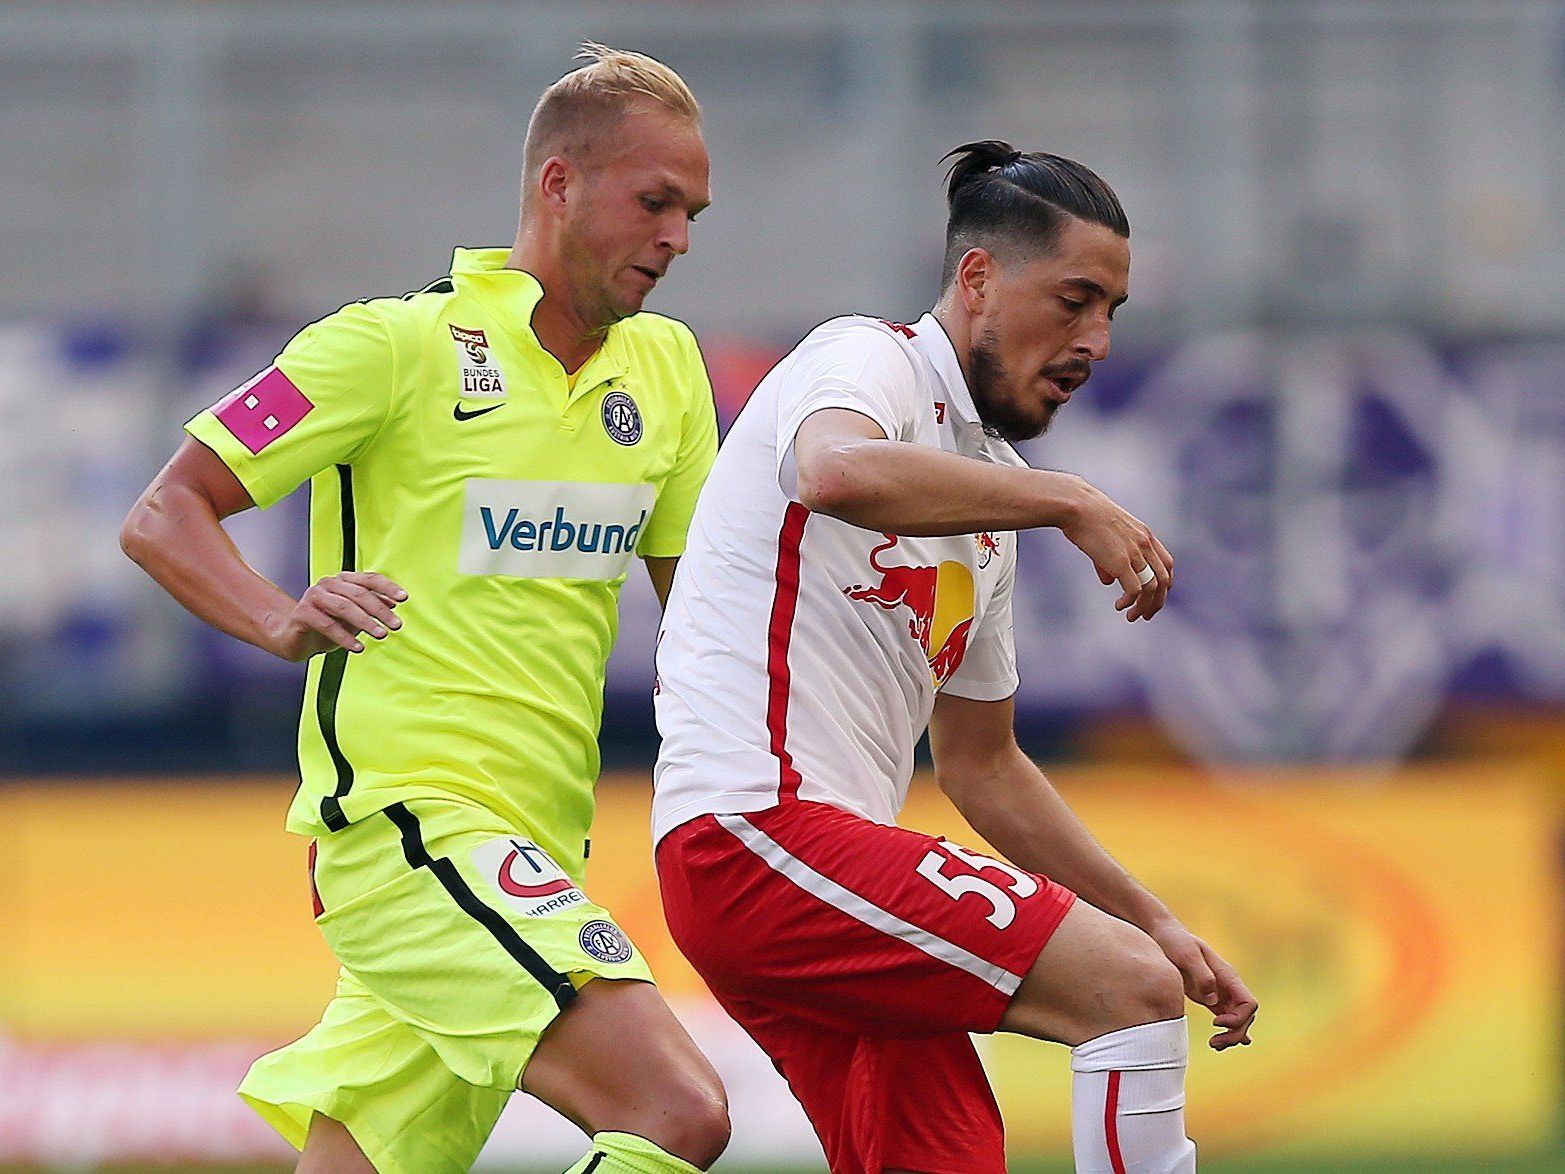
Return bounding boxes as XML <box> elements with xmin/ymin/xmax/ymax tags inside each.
<box><xmin>1061</xmin><ymin>298</ymin><xmax>1085</xmax><ymax>312</ymax></box>
<box><xmin>641</xmin><ymin>196</ymin><xmax>666</xmax><ymax>212</ymax></box>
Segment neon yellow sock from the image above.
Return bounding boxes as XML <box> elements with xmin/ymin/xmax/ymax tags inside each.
<box><xmin>563</xmin><ymin>1131</ymin><xmax>705</xmax><ymax>1174</ymax></box>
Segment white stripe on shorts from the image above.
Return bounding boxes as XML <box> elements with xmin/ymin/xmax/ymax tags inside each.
<box><xmin>714</xmin><ymin>812</ymin><xmax>1023</xmax><ymax>997</ymax></box>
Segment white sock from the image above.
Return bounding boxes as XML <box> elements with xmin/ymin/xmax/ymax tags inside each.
<box><xmin>1069</xmin><ymin>1017</ymin><xmax>1196</xmax><ymax>1173</ymax></box>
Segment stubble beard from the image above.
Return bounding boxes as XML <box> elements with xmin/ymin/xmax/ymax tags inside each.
<box><xmin>969</xmin><ymin>329</ymin><xmax>1055</xmax><ymax>442</ymax></box>
<box><xmin>560</xmin><ymin>216</ymin><xmax>635</xmax><ymax>333</ymax></box>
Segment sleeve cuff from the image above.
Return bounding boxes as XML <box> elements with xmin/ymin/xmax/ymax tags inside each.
<box><xmin>777</xmin><ymin>390</ymin><xmax>900</xmax><ymax>465</ymax></box>
<box><xmin>940</xmin><ymin>678</ymin><xmax>1019</xmax><ymax>703</ymax></box>
<box><xmin>182</xmin><ymin>414</ymin><xmax>281</xmax><ymax>509</ymax></box>
<box><xmin>634</xmin><ymin>539</ymin><xmax>687</xmax><ymax>559</ymax></box>
<box><xmin>776</xmin><ymin>392</ymin><xmax>902</xmax><ymax>498</ymax></box>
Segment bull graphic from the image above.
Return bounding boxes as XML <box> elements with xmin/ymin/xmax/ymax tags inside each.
<box><xmin>844</xmin><ymin>535</ymin><xmax>976</xmax><ymax>686</ymax></box>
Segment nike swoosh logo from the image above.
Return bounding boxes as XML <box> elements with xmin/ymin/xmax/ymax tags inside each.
<box><xmin>453</xmin><ymin>403</ymin><xmax>504</xmax><ymax>421</ymax></box>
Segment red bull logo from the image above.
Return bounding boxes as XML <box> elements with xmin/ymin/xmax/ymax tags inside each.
<box><xmin>844</xmin><ymin>534</ymin><xmax>976</xmax><ymax>686</ymax></box>
<box><xmin>976</xmin><ymin>531</ymin><xmax>1000</xmax><ymax>568</ymax></box>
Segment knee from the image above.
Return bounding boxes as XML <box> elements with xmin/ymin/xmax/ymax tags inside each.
<box><xmin>1113</xmin><ymin>938</ymin><xmax>1186</xmax><ymax>1028</ymax></box>
<box><xmin>1062</xmin><ymin>934</ymin><xmax>1184</xmax><ymax>1041</ymax></box>
<box><xmin>656</xmin><ymin>1078</ymin><xmax>731</xmax><ymax>1169</ymax></box>
<box><xmin>1001</xmin><ymin>906</ymin><xmax>1190</xmax><ymax>1046</ymax></box>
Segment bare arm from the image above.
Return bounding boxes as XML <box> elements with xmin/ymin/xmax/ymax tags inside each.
<box><xmin>930</xmin><ymin>692</ymin><xmax>1170</xmax><ymax>926</ymax></box>
<box><xmin>643</xmin><ymin>556</ymin><xmax>678</xmax><ymax>611</ymax></box>
<box><xmin>794</xmin><ymin>408</ymin><xmax>1173</xmax><ymax>620</ymax></box>
<box><xmin>929</xmin><ymin>692</ymin><xmax>1257</xmax><ymax>1048</ymax></box>
<box><xmin>120</xmin><ymin>437</ymin><xmax>406</xmax><ymax>661</ymax></box>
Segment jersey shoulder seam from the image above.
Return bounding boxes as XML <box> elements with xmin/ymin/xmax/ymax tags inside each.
<box><xmin>340</xmin><ymin>297</ymin><xmax>402</xmax><ymax>460</ymax></box>
<box><xmin>817</xmin><ymin>314</ymin><xmax>925</xmax><ymax>390</ymax></box>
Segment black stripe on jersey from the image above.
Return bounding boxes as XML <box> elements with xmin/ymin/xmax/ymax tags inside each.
<box><xmin>318</xmin><ymin>464</ymin><xmax>358</xmax><ymax>832</ymax></box>
<box><xmin>315</xmin><ymin>651</ymin><xmax>353</xmax><ymax>830</ymax></box>
<box><xmin>336</xmin><ymin>463</ymin><xmax>357</xmax><ymax>572</ymax></box>
<box><xmin>383</xmin><ymin>802</ymin><xmax>579</xmax><ymax>1011</ymax></box>
<box><xmin>401</xmin><ymin>276</ymin><xmax>455</xmax><ymax>300</ymax></box>
<box><xmin>582</xmin><ymin>1155</ymin><xmax>604</xmax><ymax>1173</ymax></box>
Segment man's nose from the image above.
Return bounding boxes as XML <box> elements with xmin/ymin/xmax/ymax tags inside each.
<box><xmin>659</xmin><ymin>214</ymin><xmax>690</xmax><ymax>257</ymax></box>
<box><xmin>1074</xmin><ymin>318</ymin><xmax>1110</xmax><ymax>362</ymax></box>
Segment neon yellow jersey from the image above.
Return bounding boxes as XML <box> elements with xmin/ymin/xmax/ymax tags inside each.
<box><xmin>185</xmin><ymin>248</ymin><xmax>718</xmax><ymax>879</ymax></box>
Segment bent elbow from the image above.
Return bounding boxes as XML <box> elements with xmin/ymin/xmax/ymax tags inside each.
<box><xmin>119</xmin><ymin>505</ymin><xmax>151</xmax><ymax>566</ymax></box>
<box><xmin>796</xmin><ymin>472</ymin><xmax>840</xmax><ymax>514</ymax></box>
<box><xmin>120</xmin><ymin>485</ymin><xmax>176</xmax><ymax>568</ymax></box>
<box><xmin>796</xmin><ymin>445</ymin><xmax>865</xmax><ymax>518</ymax></box>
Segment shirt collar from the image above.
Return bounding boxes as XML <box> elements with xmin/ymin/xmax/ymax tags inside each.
<box><xmin>450</xmin><ymin>247</ymin><xmax>546</xmax><ymax>321</ymax></box>
<box><xmin>448</xmin><ymin>247</ymin><xmax>629</xmax><ymax>393</ymax></box>
<box><xmin>909</xmin><ymin>312</ymin><xmax>978</xmax><ymax>425</ymax></box>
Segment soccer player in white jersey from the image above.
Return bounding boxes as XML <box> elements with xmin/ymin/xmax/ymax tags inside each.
<box><xmin>652</xmin><ymin>140</ymin><xmax>1257</xmax><ymax>1173</ymax></box>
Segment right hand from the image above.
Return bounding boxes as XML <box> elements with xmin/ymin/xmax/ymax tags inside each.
<box><xmin>1056</xmin><ymin>476</ymin><xmax>1173</xmax><ymax>621</ymax></box>
<box><xmin>1145</xmin><ymin>917</ymin><xmax>1258</xmax><ymax>1051</ymax></box>
<box><xmin>265</xmin><ymin>571</ymin><xmax>408</xmax><ymax>661</ymax></box>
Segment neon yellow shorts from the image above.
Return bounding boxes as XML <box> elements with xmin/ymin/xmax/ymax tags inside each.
<box><xmin>238</xmin><ymin>797</ymin><xmax>654</xmax><ymax>1174</ymax></box>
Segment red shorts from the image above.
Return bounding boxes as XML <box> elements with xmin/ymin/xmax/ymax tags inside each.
<box><xmin>657</xmin><ymin>801</ymin><xmax>1076</xmax><ymax>1174</ymax></box>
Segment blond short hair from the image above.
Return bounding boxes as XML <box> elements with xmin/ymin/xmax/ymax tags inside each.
<box><xmin>523</xmin><ymin>43</ymin><xmax>701</xmax><ymax>182</ymax></box>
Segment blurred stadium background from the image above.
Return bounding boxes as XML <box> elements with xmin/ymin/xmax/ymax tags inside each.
<box><xmin>3</xmin><ymin>1</ymin><xmax>1562</xmax><ymax>1170</ymax></box>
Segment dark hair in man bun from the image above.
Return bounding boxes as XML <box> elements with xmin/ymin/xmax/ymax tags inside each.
<box><xmin>940</xmin><ymin>139</ymin><xmax>1129</xmax><ymax>287</ymax></box>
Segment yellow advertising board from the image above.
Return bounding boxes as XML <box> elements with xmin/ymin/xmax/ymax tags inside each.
<box><xmin>2</xmin><ymin>765</ymin><xmax>1558</xmax><ymax>1164</ymax></box>
<box><xmin>968</xmin><ymin>768</ymin><xmax>1562</xmax><ymax>1160</ymax></box>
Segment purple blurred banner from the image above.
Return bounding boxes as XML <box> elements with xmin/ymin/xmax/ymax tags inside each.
<box><xmin>5</xmin><ymin>321</ymin><xmax>1560</xmax><ymax>766</ymax></box>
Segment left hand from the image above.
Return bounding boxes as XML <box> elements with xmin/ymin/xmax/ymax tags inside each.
<box><xmin>1146</xmin><ymin>920</ymin><xmax>1258</xmax><ymax>1051</ymax></box>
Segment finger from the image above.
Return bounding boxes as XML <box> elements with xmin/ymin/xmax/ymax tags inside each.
<box><xmin>1212</xmin><ymin>993</ymin><xmax>1257</xmax><ymax>1022</ymax></box>
<box><xmin>1151</xmin><ymin>534</ymin><xmax>1174</xmax><ymax>578</ymax></box>
<box><xmin>1151</xmin><ymin>539</ymin><xmax>1172</xmax><ymax>595</ymax></box>
<box><xmin>338</xmin><ymin>570</ymin><xmax>408</xmax><ymax>601</ymax></box>
<box><xmin>1181</xmin><ymin>954</ymin><xmax>1220</xmax><ymax>1008</ymax></box>
<box><xmin>1124</xmin><ymin>559</ymin><xmax>1158</xmax><ymax>621</ymax></box>
<box><xmin>1210</xmin><ymin>987</ymin><xmax>1257</xmax><ymax>1039</ymax></box>
<box><xmin>1136</xmin><ymin>547</ymin><xmax>1170</xmax><ymax>621</ymax></box>
<box><xmin>309</xmin><ymin>617</ymin><xmax>365</xmax><ymax>654</ymax></box>
<box><xmin>365</xmin><ymin>588</ymin><xmax>408</xmax><ymax>620</ymax></box>
<box><xmin>1113</xmin><ymin>562</ymin><xmax>1143</xmax><ymax>613</ymax></box>
<box><xmin>315</xmin><ymin>593</ymin><xmax>391</xmax><ymax>640</ymax></box>
<box><xmin>1096</xmin><ymin>564</ymin><xmax>1116</xmax><ymax>586</ymax></box>
<box><xmin>331</xmin><ymin>581</ymin><xmax>404</xmax><ymax>630</ymax></box>
<box><xmin>1209</xmin><ymin>1026</ymin><xmax>1252</xmax><ymax>1051</ymax></box>
<box><xmin>1208</xmin><ymin>961</ymin><xmax>1257</xmax><ymax>1014</ymax></box>
<box><xmin>1211</xmin><ymin>1009</ymin><xmax>1256</xmax><ymax>1049</ymax></box>
<box><xmin>338</xmin><ymin>570</ymin><xmax>409</xmax><ymax>602</ymax></box>
<box><xmin>1160</xmin><ymin>938</ymin><xmax>1219</xmax><ymax>1007</ymax></box>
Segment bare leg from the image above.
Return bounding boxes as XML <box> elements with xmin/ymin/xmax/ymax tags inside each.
<box><xmin>296</xmin><ymin>1113</ymin><xmax>375</xmax><ymax>1174</ymax></box>
<box><xmin>999</xmin><ymin>898</ymin><xmax>1184</xmax><ymax>1045</ymax></box>
<box><xmin>999</xmin><ymin>900</ymin><xmax>1195</xmax><ymax>1173</ymax></box>
<box><xmin>521</xmin><ymin>978</ymin><xmax>730</xmax><ymax>1170</ymax></box>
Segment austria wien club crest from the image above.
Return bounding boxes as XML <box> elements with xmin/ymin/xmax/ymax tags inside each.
<box><xmin>601</xmin><ymin>389</ymin><xmax>642</xmax><ymax>445</ymax></box>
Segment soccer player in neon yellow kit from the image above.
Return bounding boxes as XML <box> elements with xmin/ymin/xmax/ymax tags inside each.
<box><xmin>122</xmin><ymin>47</ymin><xmax>727</xmax><ymax>1174</ymax></box>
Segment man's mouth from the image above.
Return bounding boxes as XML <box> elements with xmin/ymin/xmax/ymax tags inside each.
<box><xmin>631</xmin><ymin>265</ymin><xmax>663</xmax><ymax>284</ymax></box>
<box><xmin>1044</xmin><ymin>369</ymin><xmax>1089</xmax><ymax>402</ymax></box>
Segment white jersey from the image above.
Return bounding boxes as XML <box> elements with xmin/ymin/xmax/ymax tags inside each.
<box><xmin>651</xmin><ymin>312</ymin><xmax>1025</xmax><ymax>843</ymax></box>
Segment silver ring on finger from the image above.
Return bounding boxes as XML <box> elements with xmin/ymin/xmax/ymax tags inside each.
<box><xmin>1135</xmin><ymin>563</ymin><xmax>1156</xmax><ymax>587</ymax></box>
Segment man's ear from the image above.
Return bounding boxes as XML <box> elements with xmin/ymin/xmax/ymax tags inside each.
<box><xmin>535</xmin><ymin>155</ymin><xmax>572</xmax><ymax>216</ymax></box>
<box><xmin>957</xmin><ymin>246</ymin><xmax>994</xmax><ymax>314</ymax></box>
